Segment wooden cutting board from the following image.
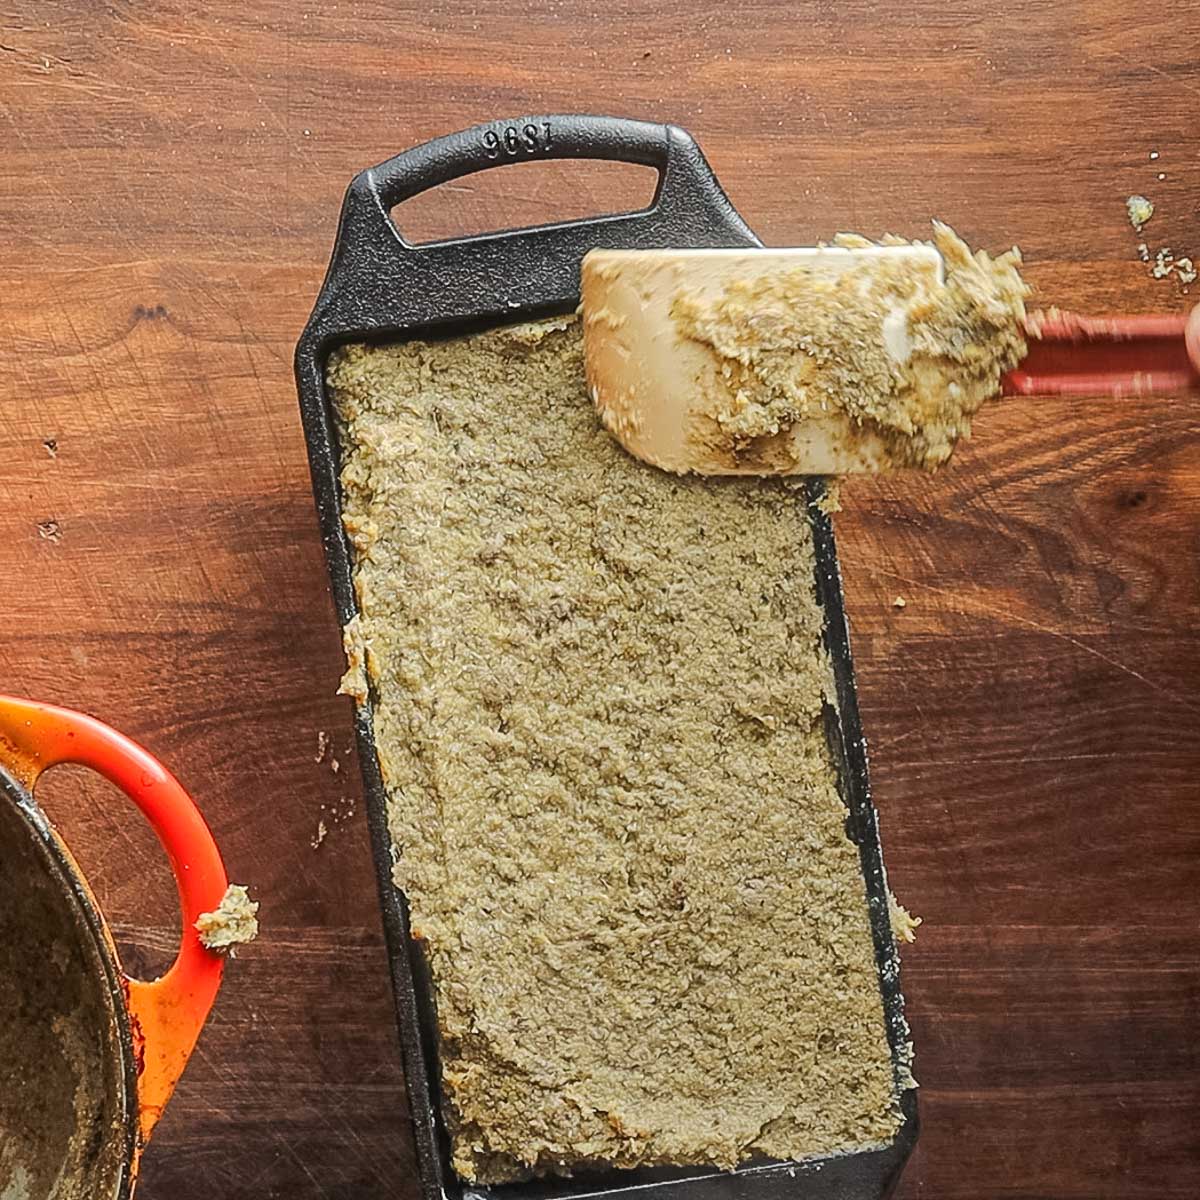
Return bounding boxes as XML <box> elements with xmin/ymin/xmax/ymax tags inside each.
<box><xmin>1</xmin><ymin>3</ymin><xmax>1197</xmax><ymax>1197</ymax></box>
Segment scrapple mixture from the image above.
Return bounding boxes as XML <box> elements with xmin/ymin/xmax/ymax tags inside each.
<box><xmin>671</xmin><ymin>223</ymin><xmax>1029</xmax><ymax>470</ymax></box>
<box><xmin>327</xmin><ymin>318</ymin><xmax>904</xmax><ymax>1183</ymax></box>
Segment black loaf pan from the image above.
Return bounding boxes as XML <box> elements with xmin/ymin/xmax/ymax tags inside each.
<box><xmin>294</xmin><ymin>114</ymin><xmax>917</xmax><ymax>1200</ymax></box>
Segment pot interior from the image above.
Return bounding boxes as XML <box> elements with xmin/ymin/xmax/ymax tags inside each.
<box><xmin>0</xmin><ymin>769</ymin><xmax>130</xmax><ymax>1200</ymax></box>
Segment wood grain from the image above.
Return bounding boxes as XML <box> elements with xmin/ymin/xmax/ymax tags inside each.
<box><xmin>1</xmin><ymin>2</ymin><xmax>1197</xmax><ymax>1196</ymax></box>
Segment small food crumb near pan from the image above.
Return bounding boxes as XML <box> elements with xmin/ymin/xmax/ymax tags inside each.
<box><xmin>815</xmin><ymin>480</ymin><xmax>842</xmax><ymax>513</ymax></box>
<box><xmin>195</xmin><ymin>884</ymin><xmax>259</xmax><ymax>955</ymax></box>
<box><xmin>337</xmin><ymin>614</ymin><xmax>370</xmax><ymax>703</ymax></box>
<box><xmin>310</xmin><ymin>798</ymin><xmax>356</xmax><ymax>851</ymax></box>
<box><xmin>888</xmin><ymin>893</ymin><xmax>922</xmax><ymax>944</ymax></box>
<box><xmin>1126</xmin><ymin>194</ymin><xmax>1154</xmax><ymax>232</ymax></box>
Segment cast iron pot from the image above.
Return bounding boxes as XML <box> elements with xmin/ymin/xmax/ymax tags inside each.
<box><xmin>0</xmin><ymin>697</ymin><xmax>229</xmax><ymax>1199</ymax></box>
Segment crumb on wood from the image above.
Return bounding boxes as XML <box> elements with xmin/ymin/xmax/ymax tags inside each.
<box><xmin>328</xmin><ymin>796</ymin><xmax>356</xmax><ymax>826</ymax></box>
<box><xmin>1128</xmin><ymin>191</ymin><xmax>1196</xmax><ymax>286</ymax></box>
<box><xmin>311</xmin><ymin>796</ymin><xmax>357</xmax><ymax>850</ymax></box>
<box><xmin>42</xmin><ymin>438</ymin><xmax>58</xmax><ymax>458</ymax></box>
<box><xmin>195</xmin><ymin>884</ymin><xmax>259</xmax><ymax>955</ymax></box>
<box><xmin>315</xmin><ymin>730</ymin><xmax>329</xmax><ymax>763</ymax></box>
<box><xmin>814</xmin><ymin>480</ymin><xmax>842</xmax><ymax>515</ymax></box>
<box><xmin>888</xmin><ymin>892</ymin><xmax>922</xmax><ymax>944</ymax></box>
<box><xmin>1147</xmin><ymin>247</ymin><xmax>1197</xmax><ymax>285</ymax></box>
<box><xmin>1153</xmin><ymin>248</ymin><xmax>1175</xmax><ymax>279</ymax></box>
<box><xmin>1126</xmin><ymin>194</ymin><xmax>1154</xmax><ymax>232</ymax></box>
<box><xmin>892</xmin><ymin>596</ymin><xmax>906</xmax><ymax>609</ymax></box>
<box><xmin>330</xmin><ymin>756</ymin><xmax>340</xmax><ymax>774</ymax></box>
<box><xmin>896</xmin><ymin>1037</ymin><xmax>919</xmax><ymax>1091</ymax></box>
<box><xmin>37</xmin><ymin>519</ymin><xmax>62</xmax><ymax>543</ymax></box>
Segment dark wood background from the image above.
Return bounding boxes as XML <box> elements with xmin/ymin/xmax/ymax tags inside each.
<box><xmin>3</xmin><ymin>3</ymin><xmax>1198</xmax><ymax>1197</ymax></box>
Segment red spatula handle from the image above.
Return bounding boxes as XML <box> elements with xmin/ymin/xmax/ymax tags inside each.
<box><xmin>1003</xmin><ymin>305</ymin><xmax>1200</xmax><ymax>397</ymax></box>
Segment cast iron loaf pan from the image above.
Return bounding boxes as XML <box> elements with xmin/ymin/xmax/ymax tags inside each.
<box><xmin>295</xmin><ymin>114</ymin><xmax>918</xmax><ymax>1200</ymax></box>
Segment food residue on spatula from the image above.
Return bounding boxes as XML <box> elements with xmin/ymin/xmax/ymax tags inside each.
<box><xmin>583</xmin><ymin>223</ymin><xmax>1029</xmax><ymax>475</ymax></box>
<box><xmin>678</xmin><ymin>224</ymin><xmax>1027</xmax><ymax>470</ymax></box>
<box><xmin>195</xmin><ymin>884</ymin><xmax>260</xmax><ymax>955</ymax></box>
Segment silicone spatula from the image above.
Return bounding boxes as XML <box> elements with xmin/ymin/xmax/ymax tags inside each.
<box><xmin>1007</xmin><ymin>308</ymin><xmax>1200</xmax><ymax>397</ymax></box>
<box><xmin>581</xmin><ymin>246</ymin><xmax>1200</xmax><ymax>476</ymax></box>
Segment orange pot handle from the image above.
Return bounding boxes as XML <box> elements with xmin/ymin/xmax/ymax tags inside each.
<box><xmin>0</xmin><ymin>695</ymin><xmax>228</xmax><ymax>1145</ymax></box>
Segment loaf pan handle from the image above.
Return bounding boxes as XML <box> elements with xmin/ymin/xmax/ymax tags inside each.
<box><xmin>305</xmin><ymin>114</ymin><xmax>758</xmax><ymax>338</ymax></box>
<box><xmin>372</xmin><ymin>115</ymin><xmax>709</xmax><ymax>225</ymax></box>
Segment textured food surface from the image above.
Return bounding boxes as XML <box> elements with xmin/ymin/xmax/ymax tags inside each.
<box><xmin>0</xmin><ymin>801</ymin><xmax>125</xmax><ymax>1200</ymax></box>
<box><xmin>673</xmin><ymin>223</ymin><xmax>1028</xmax><ymax>470</ymax></box>
<box><xmin>327</xmin><ymin>318</ymin><xmax>901</xmax><ymax>1183</ymax></box>
<box><xmin>195</xmin><ymin>883</ymin><xmax>260</xmax><ymax>953</ymax></box>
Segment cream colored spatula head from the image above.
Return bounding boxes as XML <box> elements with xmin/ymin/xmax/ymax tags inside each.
<box><xmin>582</xmin><ymin>231</ymin><xmax>1028</xmax><ymax>476</ymax></box>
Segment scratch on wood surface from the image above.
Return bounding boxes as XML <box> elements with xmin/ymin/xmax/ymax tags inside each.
<box><xmin>175</xmin><ymin>14</ymin><xmax>329</xmax><ymax>189</ymax></box>
<box><xmin>304</xmin><ymin>1060</ymin><xmax>398</xmax><ymax>1186</ymax></box>
<box><xmin>201</xmin><ymin>1017</ymin><xmax>396</xmax><ymax>1195</ymax></box>
<box><xmin>0</xmin><ymin>33</ymin><xmax>135</xmax><ymax>98</ymax></box>
<box><xmin>192</xmin><ymin>1045</ymin><xmax>331</xmax><ymax>1194</ymax></box>
<box><xmin>869</xmin><ymin>566</ymin><xmax>1199</xmax><ymax>714</ymax></box>
<box><xmin>939</xmin><ymin>784</ymin><xmax>987</xmax><ymax>920</ymax></box>
<box><xmin>0</xmin><ymin>108</ymin><xmax>103</xmax><ymax>259</ymax></box>
<box><xmin>1146</xmin><ymin>62</ymin><xmax>1200</xmax><ymax>99</ymax></box>
<box><xmin>0</xmin><ymin>89</ymin><xmax>31</xmax><ymax>148</ymax></box>
<box><xmin>872</xmin><ymin>728</ymin><xmax>919</xmax><ymax>754</ymax></box>
<box><xmin>906</xmin><ymin>751</ymin><xmax>1143</xmax><ymax>769</ymax></box>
